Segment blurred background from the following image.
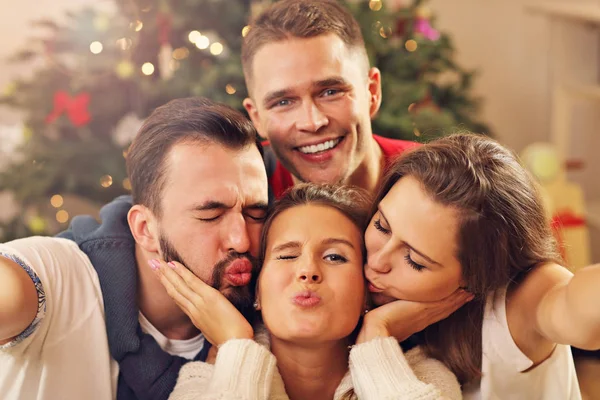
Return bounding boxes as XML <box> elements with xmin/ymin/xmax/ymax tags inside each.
<box><xmin>0</xmin><ymin>0</ymin><xmax>598</xmax><ymax>395</ymax></box>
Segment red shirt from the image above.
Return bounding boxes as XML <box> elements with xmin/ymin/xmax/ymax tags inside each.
<box><xmin>265</xmin><ymin>135</ymin><xmax>420</xmax><ymax>199</ymax></box>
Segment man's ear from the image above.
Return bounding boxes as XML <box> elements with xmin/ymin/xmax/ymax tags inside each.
<box><xmin>367</xmin><ymin>67</ymin><xmax>382</xmax><ymax>119</ymax></box>
<box><xmin>243</xmin><ymin>97</ymin><xmax>268</xmax><ymax>140</ymax></box>
<box><xmin>128</xmin><ymin>204</ymin><xmax>160</xmax><ymax>253</ymax></box>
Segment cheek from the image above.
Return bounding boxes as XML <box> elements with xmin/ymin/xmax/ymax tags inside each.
<box><xmin>364</xmin><ymin>225</ymin><xmax>382</xmax><ymax>257</ymax></box>
<box><xmin>247</xmin><ymin>224</ymin><xmax>263</xmax><ymax>256</ymax></box>
<box><xmin>389</xmin><ymin>270</ymin><xmax>458</xmax><ymax>302</ymax></box>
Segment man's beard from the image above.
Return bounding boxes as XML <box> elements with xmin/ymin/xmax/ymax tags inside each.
<box><xmin>159</xmin><ymin>234</ymin><xmax>258</xmax><ymax>322</ymax></box>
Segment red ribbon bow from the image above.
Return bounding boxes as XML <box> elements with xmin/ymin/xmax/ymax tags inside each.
<box><xmin>45</xmin><ymin>91</ymin><xmax>91</xmax><ymax>127</ymax></box>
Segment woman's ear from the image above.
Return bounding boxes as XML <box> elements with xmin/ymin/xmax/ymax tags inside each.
<box><xmin>128</xmin><ymin>204</ymin><xmax>160</xmax><ymax>253</ymax></box>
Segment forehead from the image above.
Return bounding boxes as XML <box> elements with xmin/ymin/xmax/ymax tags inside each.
<box><xmin>249</xmin><ymin>34</ymin><xmax>365</xmax><ymax>98</ymax></box>
<box><xmin>268</xmin><ymin>204</ymin><xmax>362</xmax><ymax>246</ymax></box>
<box><xmin>381</xmin><ymin>176</ymin><xmax>459</xmax><ymax>258</ymax></box>
<box><xmin>162</xmin><ymin>141</ymin><xmax>268</xmax><ymax>206</ymax></box>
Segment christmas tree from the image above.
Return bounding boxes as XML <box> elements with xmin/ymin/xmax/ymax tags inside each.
<box><xmin>0</xmin><ymin>0</ymin><xmax>489</xmax><ymax>241</ymax></box>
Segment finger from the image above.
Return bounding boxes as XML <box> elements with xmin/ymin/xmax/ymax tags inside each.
<box><xmin>155</xmin><ymin>259</ymin><xmax>208</xmax><ymax>308</ymax></box>
<box><xmin>167</xmin><ymin>260</ymin><xmax>216</xmax><ymax>296</ymax></box>
<box><xmin>155</xmin><ymin>267</ymin><xmax>199</xmax><ymax>320</ymax></box>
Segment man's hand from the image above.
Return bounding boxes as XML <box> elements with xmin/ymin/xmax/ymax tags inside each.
<box><xmin>150</xmin><ymin>259</ymin><xmax>253</xmax><ymax>347</ymax></box>
<box><xmin>357</xmin><ymin>289</ymin><xmax>474</xmax><ymax>344</ymax></box>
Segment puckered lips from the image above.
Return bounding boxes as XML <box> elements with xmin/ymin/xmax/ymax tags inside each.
<box><xmin>225</xmin><ymin>259</ymin><xmax>253</xmax><ymax>286</ymax></box>
<box><xmin>291</xmin><ymin>290</ymin><xmax>322</xmax><ymax>308</ymax></box>
<box><xmin>294</xmin><ymin>136</ymin><xmax>345</xmax><ymax>163</ymax></box>
<box><xmin>367</xmin><ymin>281</ymin><xmax>385</xmax><ymax>293</ymax></box>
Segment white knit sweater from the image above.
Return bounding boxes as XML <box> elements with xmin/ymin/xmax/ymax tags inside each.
<box><xmin>169</xmin><ymin>327</ymin><xmax>461</xmax><ymax>400</ymax></box>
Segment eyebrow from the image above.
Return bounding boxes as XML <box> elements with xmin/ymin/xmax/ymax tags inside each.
<box><xmin>271</xmin><ymin>237</ymin><xmax>355</xmax><ymax>253</ymax></box>
<box><xmin>378</xmin><ymin>208</ymin><xmax>441</xmax><ymax>266</ymax></box>
<box><xmin>191</xmin><ymin>201</ymin><xmax>269</xmax><ymax>212</ymax></box>
<box><xmin>262</xmin><ymin>77</ymin><xmax>351</xmax><ymax>107</ymax></box>
<box><xmin>192</xmin><ymin>201</ymin><xmax>232</xmax><ymax>211</ymax></box>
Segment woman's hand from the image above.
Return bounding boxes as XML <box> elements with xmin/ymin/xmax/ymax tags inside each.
<box><xmin>149</xmin><ymin>259</ymin><xmax>253</xmax><ymax>347</ymax></box>
<box><xmin>357</xmin><ymin>289</ymin><xmax>474</xmax><ymax>344</ymax></box>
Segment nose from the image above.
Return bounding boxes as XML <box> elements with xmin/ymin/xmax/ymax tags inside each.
<box><xmin>367</xmin><ymin>248</ymin><xmax>392</xmax><ymax>274</ymax></box>
<box><xmin>223</xmin><ymin>214</ymin><xmax>251</xmax><ymax>254</ymax></box>
<box><xmin>296</xmin><ymin>258</ymin><xmax>322</xmax><ymax>284</ymax></box>
<box><xmin>295</xmin><ymin>100</ymin><xmax>328</xmax><ymax>132</ymax></box>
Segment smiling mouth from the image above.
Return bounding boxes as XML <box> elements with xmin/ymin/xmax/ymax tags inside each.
<box><xmin>296</xmin><ymin>137</ymin><xmax>343</xmax><ymax>155</ymax></box>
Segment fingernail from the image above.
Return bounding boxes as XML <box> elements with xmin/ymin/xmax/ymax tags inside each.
<box><xmin>167</xmin><ymin>261</ymin><xmax>176</xmax><ymax>269</ymax></box>
<box><xmin>149</xmin><ymin>259</ymin><xmax>160</xmax><ymax>270</ymax></box>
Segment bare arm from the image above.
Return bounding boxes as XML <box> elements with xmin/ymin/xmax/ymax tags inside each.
<box><xmin>509</xmin><ymin>262</ymin><xmax>600</xmax><ymax>359</ymax></box>
<box><xmin>0</xmin><ymin>256</ymin><xmax>38</xmax><ymax>344</ymax></box>
<box><xmin>536</xmin><ymin>263</ymin><xmax>600</xmax><ymax>349</ymax></box>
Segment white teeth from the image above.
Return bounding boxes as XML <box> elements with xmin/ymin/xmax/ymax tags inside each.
<box><xmin>298</xmin><ymin>138</ymin><xmax>341</xmax><ymax>154</ymax></box>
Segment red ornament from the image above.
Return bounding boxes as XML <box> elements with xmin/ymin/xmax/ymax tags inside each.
<box><xmin>45</xmin><ymin>91</ymin><xmax>91</xmax><ymax>127</ymax></box>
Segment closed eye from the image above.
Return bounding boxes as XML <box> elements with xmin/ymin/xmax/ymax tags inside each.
<box><xmin>276</xmin><ymin>254</ymin><xmax>297</xmax><ymax>260</ymax></box>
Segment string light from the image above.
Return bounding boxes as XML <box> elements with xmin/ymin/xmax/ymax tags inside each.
<box><xmin>195</xmin><ymin>36</ymin><xmax>210</xmax><ymax>50</ymax></box>
<box><xmin>225</xmin><ymin>84</ymin><xmax>236</xmax><ymax>95</ymax></box>
<box><xmin>369</xmin><ymin>0</ymin><xmax>382</xmax><ymax>11</ymax></box>
<box><xmin>90</xmin><ymin>41</ymin><xmax>103</xmax><ymax>54</ymax></box>
<box><xmin>56</xmin><ymin>210</ymin><xmax>69</xmax><ymax>223</ymax></box>
<box><xmin>413</xmin><ymin>127</ymin><xmax>422</xmax><ymax>137</ymax></box>
<box><xmin>405</xmin><ymin>40</ymin><xmax>418</xmax><ymax>52</ymax></box>
<box><xmin>210</xmin><ymin>42</ymin><xmax>223</xmax><ymax>55</ymax></box>
<box><xmin>408</xmin><ymin>103</ymin><xmax>416</xmax><ymax>112</ymax></box>
<box><xmin>141</xmin><ymin>62</ymin><xmax>155</xmax><ymax>75</ymax></box>
<box><xmin>242</xmin><ymin>26</ymin><xmax>251</xmax><ymax>37</ymax></box>
<box><xmin>188</xmin><ymin>30</ymin><xmax>202</xmax><ymax>43</ymax></box>
<box><xmin>50</xmin><ymin>194</ymin><xmax>64</xmax><ymax>208</ymax></box>
<box><xmin>100</xmin><ymin>175</ymin><xmax>113</xmax><ymax>188</ymax></box>
<box><xmin>122</xmin><ymin>178</ymin><xmax>132</xmax><ymax>191</ymax></box>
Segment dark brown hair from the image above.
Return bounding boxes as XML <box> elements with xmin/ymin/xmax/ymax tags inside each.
<box><xmin>258</xmin><ymin>183</ymin><xmax>372</xmax><ymax>267</ymax></box>
<box><xmin>241</xmin><ymin>0</ymin><xmax>368</xmax><ymax>88</ymax></box>
<box><xmin>372</xmin><ymin>133</ymin><xmax>561</xmax><ymax>384</ymax></box>
<box><xmin>126</xmin><ymin>97</ymin><xmax>260</xmax><ymax>216</ymax></box>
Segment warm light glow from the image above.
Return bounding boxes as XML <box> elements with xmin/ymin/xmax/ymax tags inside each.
<box><xmin>116</xmin><ymin>37</ymin><xmax>132</xmax><ymax>51</ymax></box>
<box><xmin>141</xmin><ymin>62</ymin><xmax>155</xmax><ymax>75</ymax></box>
<box><xmin>188</xmin><ymin>30</ymin><xmax>202</xmax><ymax>43</ymax></box>
<box><xmin>405</xmin><ymin>40</ymin><xmax>418</xmax><ymax>52</ymax></box>
<box><xmin>122</xmin><ymin>149</ymin><xmax>128</xmax><ymax>158</ymax></box>
<box><xmin>172</xmin><ymin>47</ymin><xmax>190</xmax><ymax>60</ymax></box>
<box><xmin>210</xmin><ymin>42</ymin><xmax>224</xmax><ymax>55</ymax></box>
<box><xmin>369</xmin><ymin>0</ymin><xmax>382</xmax><ymax>11</ymax></box>
<box><xmin>100</xmin><ymin>175</ymin><xmax>113</xmax><ymax>188</ymax></box>
<box><xmin>413</xmin><ymin>127</ymin><xmax>422</xmax><ymax>137</ymax></box>
<box><xmin>408</xmin><ymin>103</ymin><xmax>416</xmax><ymax>112</ymax></box>
<box><xmin>242</xmin><ymin>25</ymin><xmax>251</xmax><ymax>37</ymax></box>
<box><xmin>379</xmin><ymin>27</ymin><xmax>391</xmax><ymax>38</ymax></box>
<box><xmin>50</xmin><ymin>194</ymin><xmax>64</xmax><ymax>208</ymax></box>
<box><xmin>133</xmin><ymin>20</ymin><xmax>143</xmax><ymax>32</ymax></box>
<box><xmin>169</xmin><ymin>59</ymin><xmax>180</xmax><ymax>71</ymax></box>
<box><xmin>195</xmin><ymin>36</ymin><xmax>210</xmax><ymax>50</ymax></box>
<box><xmin>123</xmin><ymin>178</ymin><xmax>132</xmax><ymax>191</ymax></box>
<box><xmin>115</xmin><ymin>61</ymin><xmax>135</xmax><ymax>79</ymax></box>
<box><xmin>225</xmin><ymin>84</ymin><xmax>236</xmax><ymax>95</ymax></box>
<box><xmin>56</xmin><ymin>210</ymin><xmax>69</xmax><ymax>224</ymax></box>
<box><xmin>90</xmin><ymin>41</ymin><xmax>103</xmax><ymax>54</ymax></box>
